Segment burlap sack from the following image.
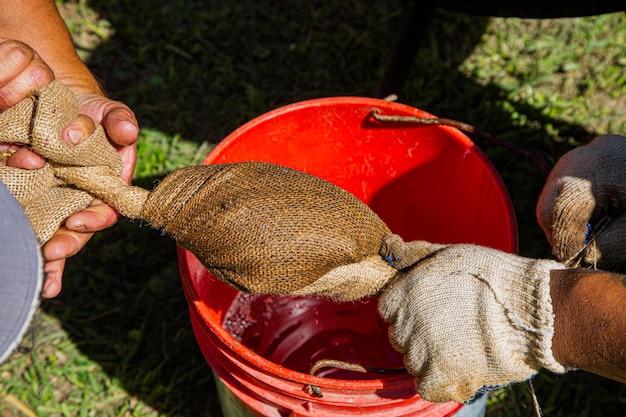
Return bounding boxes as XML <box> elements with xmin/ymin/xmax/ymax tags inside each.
<box><xmin>0</xmin><ymin>81</ymin><xmax>402</xmax><ymax>300</ymax></box>
<box><xmin>0</xmin><ymin>81</ymin><xmax>123</xmax><ymax>243</ymax></box>
<box><xmin>141</xmin><ymin>162</ymin><xmax>396</xmax><ymax>299</ymax></box>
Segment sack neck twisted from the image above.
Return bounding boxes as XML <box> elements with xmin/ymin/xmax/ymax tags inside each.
<box><xmin>0</xmin><ymin>81</ymin><xmax>431</xmax><ymax>300</ymax></box>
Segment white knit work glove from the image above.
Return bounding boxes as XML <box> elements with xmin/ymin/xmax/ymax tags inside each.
<box><xmin>378</xmin><ymin>243</ymin><xmax>568</xmax><ymax>403</ymax></box>
<box><xmin>536</xmin><ymin>135</ymin><xmax>626</xmax><ymax>268</ymax></box>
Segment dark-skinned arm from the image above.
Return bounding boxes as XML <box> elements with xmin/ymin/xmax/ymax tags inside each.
<box><xmin>551</xmin><ymin>268</ymin><xmax>626</xmax><ymax>382</ymax></box>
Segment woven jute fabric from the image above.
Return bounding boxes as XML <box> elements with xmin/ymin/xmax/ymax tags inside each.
<box><xmin>0</xmin><ymin>81</ymin><xmax>404</xmax><ymax>300</ymax></box>
<box><xmin>0</xmin><ymin>81</ymin><xmax>127</xmax><ymax>244</ymax></box>
<box><xmin>141</xmin><ymin>162</ymin><xmax>395</xmax><ymax>299</ymax></box>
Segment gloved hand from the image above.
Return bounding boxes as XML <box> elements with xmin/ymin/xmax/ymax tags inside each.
<box><xmin>378</xmin><ymin>242</ymin><xmax>568</xmax><ymax>403</ymax></box>
<box><xmin>536</xmin><ymin>135</ymin><xmax>626</xmax><ymax>267</ymax></box>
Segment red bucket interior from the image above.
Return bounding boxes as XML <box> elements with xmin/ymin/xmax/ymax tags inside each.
<box><xmin>178</xmin><ymin>97</ymin><xmax>517</xmax><ymax>412</ymax></box>
<box><xmin>204</xmin><ymin>97</ymin><xmax>517</xmax><ymax>248</ymax></box>
<box><xmin>222</xmin><ymin>293</ymin><xmax>402</xmax><ymax>379</ymax></box>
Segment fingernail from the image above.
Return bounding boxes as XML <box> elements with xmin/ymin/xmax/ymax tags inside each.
<box><xmin>65</xmin><ymin>214</ymin><xmax>86</xmax><ymax>231</ymax></box>
<box><xmin>67</xmin><ymin>129</ymin><xmax>81</xmax><ymax>145</ymax></box>
<box><xmin>67</xmin><ymin>221</ymin><xmax>87</xmax><ymax>232</ymax></box>
<box><xmin>42</xmin><ymin>278</ymin><xmax>57</xmax><ymax>298</ymax></box>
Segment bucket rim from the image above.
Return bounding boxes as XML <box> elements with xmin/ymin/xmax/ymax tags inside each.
<box><xmin>178</xmin><ymin>247</ymin><xmax>417</xmax><ymax>391</ymax></box>
<box><xmin>205</xmin><ymin>95</ymin><xmax>475</xmax><ymax>164</ymax></box>
<box><xmin>179</xmin><ymin>94</ymin><xmax>518</xmax><ymax>398</ymax></box>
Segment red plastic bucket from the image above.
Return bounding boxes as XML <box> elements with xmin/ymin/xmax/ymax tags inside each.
<box><xmin>177</xmin><ymin>97</ymin><xmax>518</xmax><ymax>416</ymax></box>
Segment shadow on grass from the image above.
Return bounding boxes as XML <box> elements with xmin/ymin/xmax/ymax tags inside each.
<box><xmin>41</xmin><ymin>1</ymin><xmax>623</xmax><ymax>416</ymax></box>
<box><xmin>41</xmin><ymin>176</ymin><xmax>223</xmax><ymax>416</ymax></box>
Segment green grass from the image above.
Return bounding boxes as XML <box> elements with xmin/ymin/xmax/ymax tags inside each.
<box><xmin>1</xmin><ymin>1</ymin><xmax>626</xmax><ymax>416</ymax></box>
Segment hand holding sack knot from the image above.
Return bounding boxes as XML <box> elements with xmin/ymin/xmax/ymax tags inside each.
<box><xmin>0</xmin><ymin>81</ymin><xmax>125</xmax><ymax>244</ymax></box>
<box><xmin>378</xmin><ymin>241</ymin><xmax>569</xmax><ymax>403</ymax></box>
<box><xmin>536</xmin><ymin>135</ymin><xmax>626</xmax><ymax>267</ymax></box>
<box><xmin>0</xmin><ymin>81</ymin><xmax>401</xmax><ymax>301</ymax></box>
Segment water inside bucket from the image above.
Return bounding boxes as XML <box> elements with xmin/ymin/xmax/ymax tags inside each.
<box><xmin>223</xmin><ymin>293</ymin><xmax>404</xmax><ymax>380</ymax></box>
<box><xmin>179</xmin><ymin>97</ymin><xmax>516</xmax><ymax>416</ymax></box>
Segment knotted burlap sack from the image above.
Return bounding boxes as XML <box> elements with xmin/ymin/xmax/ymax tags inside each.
<box><xmin>0</xmin><ymin>81</ymin><xmax>407</xmax><ymax>300</ymax></box>
<box><xmin>0</xmin><ymin>81</ymin><xmax>123</xmax><ymax>243</ymax></box>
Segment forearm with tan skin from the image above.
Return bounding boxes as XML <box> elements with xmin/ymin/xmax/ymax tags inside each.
<box><xmin>0</xmin><ymin>0</ymin><xmax>102</xmax><ymax>95</ymax></box>
<box><xmin>551</xmin><ymin>268</ymin><xmax>626</xmax><ymax>383</ymax></box>
<box><xmin>0</xmin><ymin>0</ymin><xmax>139</xmax><ymax>297</ymax></box>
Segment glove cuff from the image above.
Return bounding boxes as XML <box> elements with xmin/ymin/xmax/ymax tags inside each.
<box><xmin>532</xmin><ymin>260</ymin><xmax>569</xmax><ymax>374</ymax></box>
<box><xmin>460</xmin><ymin>254</ymin><xmax>568</xmax><ymax>378</ymax></box>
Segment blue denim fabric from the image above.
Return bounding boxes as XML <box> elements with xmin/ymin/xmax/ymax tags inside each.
<box><xmin>452</xmin><ymin>394</ymin><xmax>487</xmax><ymax>417</ymax></box>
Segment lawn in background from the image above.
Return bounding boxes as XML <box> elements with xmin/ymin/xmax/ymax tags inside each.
<box><xmin>1</xmin><ymin>1</ymin><xmax>626</xmax><ymax>416</ymax></box>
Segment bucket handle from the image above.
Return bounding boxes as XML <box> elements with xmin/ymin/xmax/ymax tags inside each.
<box><xmin>305</xmin><ymin>359</ymin><xmax>406</xmax><ymax>398</ymax></box>
<box><xmin>369</xmin><ymin>108</ymin><xmax>554</xmax><ymax>177</ymax></box>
